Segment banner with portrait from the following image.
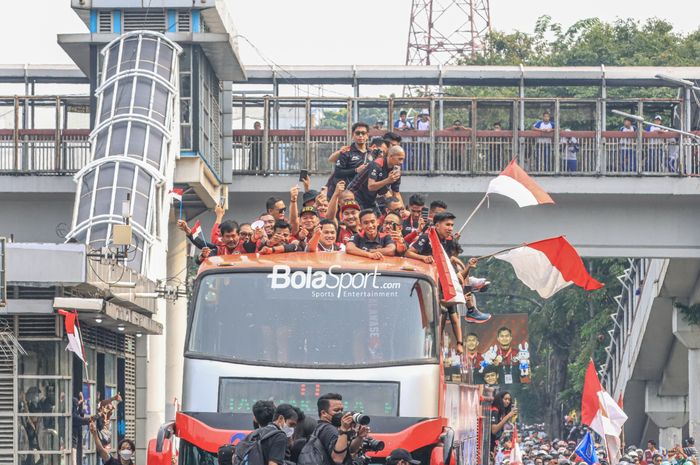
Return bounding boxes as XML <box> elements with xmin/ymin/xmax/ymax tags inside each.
<box><xmin>459</xmin><ymin>313</ymin><xmax>530</xmax><ymax>386</ymax></box>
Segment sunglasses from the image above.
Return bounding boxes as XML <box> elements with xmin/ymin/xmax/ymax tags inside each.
<box><xmin>277</xmin><ymin>208</ymin><xmax>286</xmax><ymax>213</ymax></box>
<box><xmin>240</xmin><ymin>232</ymin><xmax>253</xmax><ymax>237</ymax></box>
<box><xmin>354</xmin><ymin>131</ymin><xmax>367</xmax><ymax>136</ymax></box>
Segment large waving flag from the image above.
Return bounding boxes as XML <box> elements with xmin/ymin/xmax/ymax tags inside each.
<box><xmin>575</xmin><ymin>431</ymin><xmax>599</xmax><ymax>465</ymax></box>
<box><xmin>487</xmin><ymin>159</ymin><xmax>554</xmax><ymax>207</ymax></box>
<box><xmin>428</xmin><ymin>227</ymin><xmax>466</xmax><ymax>304</ymax></box>
<box><xmin>582</xmin><ymin>360</ymin><xmax>627</xmax><ymax>465</ymax></box>
<box><xmin>495</xmin><ymin>236</ymin><xmax>603</xmax><ymax>298</ymax></box>
<box><xmin>58</xmin><ymin>310</ymin><xmax>86</xmax><ymax>363</ymax></box>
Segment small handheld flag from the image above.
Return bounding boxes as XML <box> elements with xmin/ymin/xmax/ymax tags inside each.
<box><xmin>191</xmin><ymin>220</ymin><xmax>203</xmax><ymax>241</ymax></box>
<box><xmin>169</xmin><ymin>188</ymin><xmax>184</xmax><ymax>219</ymax></box>
<box><xmin>57</xmin><ymin>309</ymin><xmax>86</xmax><ymax>364</ymax></box>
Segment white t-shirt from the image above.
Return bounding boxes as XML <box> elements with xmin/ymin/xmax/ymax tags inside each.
<box><xmin>533</xmin><ymin>120</ymin><xmax>554</xmax><ymax>144</ymax></box>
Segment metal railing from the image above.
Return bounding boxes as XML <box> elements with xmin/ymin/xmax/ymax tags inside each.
<box><xmin>601</xmin><ymin>258</ymin><xmax>663</xmax><ymax>392</ymax></box>
<box><xmin>232</xmin><ymin>128</ymin><xmax>700</xmax><ymax>176</ymax></box>
<box><xmin>232</xmin><ymin>96</ymin><xmax>699</xmax><ymax>176</ymax></box>
<box><xmin>0</xmin><ymin>129</ymin><xmax>91</xmax><ymax>174</ymax></box>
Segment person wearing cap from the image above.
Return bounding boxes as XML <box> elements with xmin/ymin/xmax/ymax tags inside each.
<box><xmin>346</xmin><ymin>209</ymin><xmax>397</xmax><ymax>260</ymax></box>
<box><xmin>387</xmin><ymin>448</ymin><xmax>420</xmax><ymax>465</ymax></box>
<box><xmin>409</xmin><ymin>109</ymin><xmax>431</xmax><ymax>171</ymax></box>
<box><xmin>337</xmin><ymin>200</ymin><xmax>361</xmax><ymax>244</ymax></box>
<box><xmin>619</xmin><ymin>117</ymin><xmax>638</xmax><ymax>172</ymax></box>
<box><xmin>532</xmin><ymin>111</ymin><xmax>555</xmax><ymax>172</ymax></box>
<box><xmin>307</xmin><ymin>219</ymin><xmax>345</xmax><ymax>252</ymax></box>
<box><xmin>295</xmin><ymin>206</ymin><xmax>321</xmax><ymax>246</ymax></box>
<box><xmin>302</xmin><ymin>190</ymin><xmax>319</xmax><ymax>208</ymax></box>
<box><xmin>644</xmin><ymin>115</ymin><xmax>666</xmax><ymax>172</ymax></box>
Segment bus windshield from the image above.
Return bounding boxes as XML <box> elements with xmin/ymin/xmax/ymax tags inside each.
<box><xmin>187</xmin><ymin>268</ymin><xmax>437</xmax><ymax>367</ymax></box>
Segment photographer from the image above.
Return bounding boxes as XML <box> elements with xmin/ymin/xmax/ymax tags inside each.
<box><xmin>387</xmin><ymin>449</ymin><xmax>421</xmax><ymax>465</ymax></box>
<box><xmin>315</xmin><ymin>393</ymin><xmax>369</xmax><ymax>465</ymax></box>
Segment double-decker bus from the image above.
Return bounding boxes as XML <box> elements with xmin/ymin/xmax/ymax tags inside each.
<box><xmin>148</xmin><ymin>252</ymin><xmax>486</xmax><ymax>465</ymax></box>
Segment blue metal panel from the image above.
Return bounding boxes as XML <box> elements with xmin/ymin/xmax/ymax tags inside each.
<box><xmin>113</xmin><ymin>10</ymin><xmax>121</xmax><ymax>33</ymax></box>
<box><xmin>167</xmin><ymin>10</ymin><xmax>177</xmax><ymax>32</ymax></box>
<box><xmin>192</xmin><ymin>10</ymin><xmax>200</xmax><ymax>33</ymax></box>
<box><xmin>89</xmin><ymin>10</ymin><xmax>98</xmax><ymax>33</ymax></box>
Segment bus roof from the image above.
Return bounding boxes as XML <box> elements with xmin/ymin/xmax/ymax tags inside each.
<box><xmin>197</xmin><ymin>252</ymin><xmax>439</xmax><ymax>282</ymax></box>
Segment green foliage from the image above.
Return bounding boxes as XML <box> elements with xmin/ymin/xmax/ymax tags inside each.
<box><xmin>674</xmin><ymin>302</ymin><xmax>700</xmax><ymax>326</ymax></box>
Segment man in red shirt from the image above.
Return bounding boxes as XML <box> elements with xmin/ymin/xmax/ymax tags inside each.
<box><xmin>295</xmin><ymin>206</ymin><xmax>321</xmax><ymax>248</ymax></box>
<box><xmin>177</xmin><ymin>219</ymin><xmax>255</xmax><ymax>262</ymax></box>
<box><xmin>306</xmin><ymin>219</ymin><xmax>345</xmax><ymax>252</ymax></box>
<box><xmin>462</xmin><ymin>332</ymin><xmax>484</xmax><ymax>384</ymax></box>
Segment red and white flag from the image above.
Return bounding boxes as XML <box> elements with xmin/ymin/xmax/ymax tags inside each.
<box><xmin>581</xmin><ymin>359</ymin><xmax>627</xmax><ymax>465</ymax></box>
<box><xmin>191</xmin><ymin>220</ymin><xmax>203</xmax><ymax>239</ymax></box>
<box><xmin>495</xmin><ymin>236</ymin><xmax>603</xmax><ymax>298</ymax></box>
<box><xmin>169</xmin><ymin>188</ymin><xmax>184</xmax><ymax>203</ymax></box>
<box><xmin>57</xmin><ymin>309</ymin><xmax>86</xmax><ymax>363</ymax></box>
<box><xmin>510</xmin><ymin>427</ymin><xmax>524</xmax><ymax>465</ymax></box>
<box><xmin>487</xmin><ymin>159</ymin><xmax>554</xmax><ymax>207</ymax></box>
<box><xmin>428</xmin><ymin>227</ymin><xmax>466</xmax><ymax>304</ymax></box>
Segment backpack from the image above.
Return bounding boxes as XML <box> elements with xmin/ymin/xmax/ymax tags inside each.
<box><xmin>297</xmin><ymin>423</ymin><xmax>335</xmax><ymax>465</ymax></box>
<box><xmin>231</xmin><ymin>425</ymin><xmax>286</xmax><ymax>465</ymax></box>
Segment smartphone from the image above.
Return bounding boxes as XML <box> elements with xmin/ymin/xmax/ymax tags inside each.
<box><xmin>393</xmin><ymin>165</ymin><xmax>400</xmax><ymax>172</ymax></box>
<box><xmin>421</xmin><ymin>206</ymin><xmax>429</xmax><ymax>220</ymax></box>
<box><xmin>299</xmin><ymin>169</ymin><xmax>309</xmax><ymax>182</ymax></box>
<box><xmin>393</xmin><ymin>222</ymin><xmax>399</xmax><ymax>231</ymax></box>
<box><xmin>219</xmin><ymin>196</ymin><xmax>226</xmax><ymax>207</ymax></box>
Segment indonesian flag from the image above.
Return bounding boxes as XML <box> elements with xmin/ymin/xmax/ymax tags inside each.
<box><xmin>581</xmin><ymin>360</ymin><xmax>627</xmax><ymax>465</ymax></box>
<box><xmin>191</xmin><ymin>220</ymin><xmax>203</xmax><ymax>239</ymax></box>
<box><xmin>487</xmin><ymin>159</ymin><xmax>554</xmax><ymax>207</ymax></box>
<box><xmin>510</xmin><ymin>425</ymin><xmax>524</xmax><ymax>465</ymax></box>
<box><xmin>495</xmin><ymin>236</ymin><xmax>603</xmax><ymax>298</ymax></box>
<box><xmin>428</xmin><ymin>227</ymin><xmax>466</xmax><ymax>304</ymax></box>
<box><xmin>57</xmin><ymin>309</ymin><xmax>86</xmax><ymax>363</ymax></box>
<box><xmin>169</xmin><ymin>188</ymin><xmax>184</xmax><ymax>203</ymax></box>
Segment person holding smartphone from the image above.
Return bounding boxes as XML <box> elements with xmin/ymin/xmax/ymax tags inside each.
<box><xmin>351</xmin><ymin>145</ymin><xmax>405</xmax><ymax>210</ymax></box>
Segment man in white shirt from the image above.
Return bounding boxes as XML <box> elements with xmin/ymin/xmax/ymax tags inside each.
<box><xmin>411</xmin><ymin>109</ymin><xmax>431</xmax><ymax>171</ymax></box>
<box><xmin>560</xmin><ymin>129</ymin><xmax>579</xmax><ymax>172</ymax></box>
<box><xmin>644</xmin><ymin>115</ymin><xmax>665</xmax><ymax>172</ymax></box>
<box><xmin>532</xmin><ymin>111</ymin><xmax>555</xmax><ymax>171</ymax></box>
<box><xmin>619</xmin><ymin>117</ymin><xmax>637</xmax><ymax>172</ymax></box>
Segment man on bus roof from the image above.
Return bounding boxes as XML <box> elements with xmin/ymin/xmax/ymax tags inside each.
<box><xmin>306</xmin><ymin>219</ymin><xmax>345</xmax><ymax>252</ymax></box>
<box><xmin>345</xmin><ymin>209</ymin><xmax>397</xmax><ymax>260</ymax></box>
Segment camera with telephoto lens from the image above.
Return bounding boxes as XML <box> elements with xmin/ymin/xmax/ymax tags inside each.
<box><xmin>352</xmin><ymin>437</ymin><xmax>385</xmax><ymax>465</ymax></box>
<box><xmin>362</xmin><ymin>437</ymin><xmax>385</xmax><ymax>452</ymax></box>
<box><xmin>350</xmin><ymin>412</ymin><xmax>371</xmax><ymax>425</ymax></box>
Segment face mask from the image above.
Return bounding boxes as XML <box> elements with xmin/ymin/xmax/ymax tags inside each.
<box><xmin>282</xmin><ymin>425</ymin><xmax>294</xmax><ymax>438</ymax></box>
<box><xmin>119</xmin><ymin>450</ymin><xmax>133</xmax><ymax>462</ymax></box>
<box><xmin>331</xmin><ymin>412</ymin><xmax>344</xmax><ymax>428</ymax></box>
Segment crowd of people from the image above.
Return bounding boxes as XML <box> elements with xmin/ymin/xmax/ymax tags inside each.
<box><xmin>489</xmin><ymin>395</ymin><xmax>698</xmax><ymax>465</ymax></box>
<box><xmin>179</xmin><ymin>121</ymin><xmax>496</xmax><ymax>329</ymax></box>
<box><xmin>219</xmin><ymin>394</ymin><xmax>421</xmax><ymax>465</ymax></box>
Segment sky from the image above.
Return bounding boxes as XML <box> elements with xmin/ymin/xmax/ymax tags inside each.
<box><xmin>0</xmin><ymin>0</ymin><xmax>697</xmax><ymax>68</ymax></box>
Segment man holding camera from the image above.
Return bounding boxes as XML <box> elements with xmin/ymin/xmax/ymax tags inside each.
<box><xmin>313</xmin><ymin>393</ymin><xmax>369</xmax><ymax>465</ymax></box>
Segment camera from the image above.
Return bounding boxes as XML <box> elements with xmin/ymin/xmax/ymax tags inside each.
<box><xmin>371</xmin><ymin>148</ymin><xmax>383</xmax><ymax>157</ymax></box>
<box><xmin>352</xmin><ymin>437</ymin><xmax>385</xmax><ymax>465</ymax></box>
<box><xmin>350</xmin><ymin>412</ymin><xmax>371</xmax><ymax>425</ymax></box>
<box><xmin>362</xmin><ymin>437</ymin><xmax>385</xmax><ymax>452</ymax></box>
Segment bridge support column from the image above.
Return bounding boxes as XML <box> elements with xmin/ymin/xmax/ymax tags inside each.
<box><xmin>645</xmin><ymin>381</ymin><xmax>688</xmax><ymax>449</ymax></box>
<box><xmin>673</xmin><ymin>307</ymin><xmax>700</xmax><ymax>437</ymax></box>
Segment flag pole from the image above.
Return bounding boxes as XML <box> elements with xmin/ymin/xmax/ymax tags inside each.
<box><xmin>457</xmin><ymin>194</ymin><xmax>488</xmax><ymax>235</ymax></box>
<box><xmin>178</xmin><ymin>199</ymin><xmax>183</xmax><ymax>220</ymax></box>
<box><xmin>476</xmin><ymin>243</ymin><xmax>527</xmax><ymax>261</ymax></box>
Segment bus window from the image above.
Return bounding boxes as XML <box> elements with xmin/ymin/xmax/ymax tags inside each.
<box><xmin>187</xmin><ymin>271</ymin><xmax>437</xmax><ymax>368</ymax></box>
